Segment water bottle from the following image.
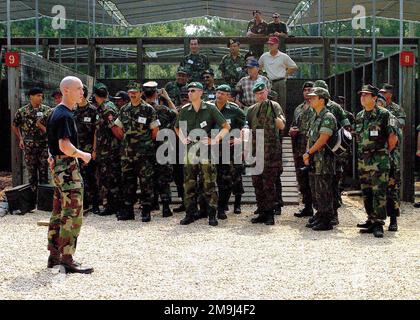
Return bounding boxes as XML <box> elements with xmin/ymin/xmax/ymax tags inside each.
<box><xmin>242</xmin><ymin>121</ymin><xmax>250</xmax><ymax>142</ymax></box>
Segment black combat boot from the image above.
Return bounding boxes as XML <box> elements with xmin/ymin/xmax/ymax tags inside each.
<box><xmin>306</xmin><ymin>212</ymin><xmax>320</xmax><ymax>228</ymax></box>
<box><xmin>61</xmin><ymin>255</ymin><xmax>94</xmax><ymax>274</ymax></box>
<box><xmin>195</xmin><ymin>199</ymin><xmax>208</xmax><ymax>220</ymax></box>
<box><xmin>141</xmin><ymin>205</ymin><xmax>152</xmax><ymax>222</ymax></box>
<box><xmin>47</xmin><ymin>254</ymin><xmax>61</xmax><ymax>268</ymax></box>
<box><xmin>388</xmin><ymin>210</ymin><xmax>398</xmax><ymax>232</ymax></box>
<box><xmin>173</xmin><ymin>203</ymin><xmax>186</xmax><ymax>213</ymax></box>
<box><xmin>294</xmin><ymin>204</ymin><xmax>314</xmax><ymax>218</ymax></box>
<box><xmin>99</xmin><ymin>205</ymin><xmax>116</xmax><ymax>216</ymax></box>
<box><xmin>264</xmin><ymin>209</ymin><xmax>275</xmax><ymax>225</ymax></box>
<box><xmin>311</xmin><ymin>215</ymin><xmax>333</xmax><ymax>231</ymax></box>
<box><xmin>162</xmin><ymin>201</ymin><xmax>173</xmax><ymax>218</ymax></box>
<box><xmin>372</xmin><ymin>223</ymin><xmax>384</xmax><ymax>238</ymax></box>
<box><xmin>208</xmin><ymin>207</ymin><xmax>218</xmax><ymax>226</ymax></box>
<box><xmin>233</xmin><ymin>194</ymin><xmax>242</xmax><ymax>214</ymax></box>
<box><xmin>217</xmin><ymin>208</ymin><xmax>227</xmax><ymax>220</ymax></box>
<box><xmin>251</xmin><ymin>210</ymin><xmax>266</xmax><ymax>223</ymax></box>
<box><xmin>274</xmin><ymin>204</ymin><xmax>282</xmax><ymax>216</ymax></box>
<box><xmin>180</xmin><ymin>212</ymin><xmax>195</xmax><ymax>225</ymax></box>
<box><xmin>330</xmin><ymin>209</ymin><xmax>339</xmax><ymax>226</ymax></box>
<box><xmin>91</xmin><ymin>205</ymin><xmax>100</xmax><ymax>215</ymax></box>
<box><xmin>117</xmin><ymin>206</ymin><xmax>135</xmax><ymax>221</ymax></box>
<box><xmin>357</xmin><ymin>220</ymin><xmax>373</xmax><ymax>229</ymax></box>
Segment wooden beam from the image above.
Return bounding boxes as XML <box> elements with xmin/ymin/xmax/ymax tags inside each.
<box><xmin>322</xmin><ymin>38</ymin><xmax>330</xmax><ymax>79</ymax></box>
<box><xmin>8</xmin><ymin>64</ymin><xmax>22</xmax><ymax>186</ymax></box>
<box><xmin>400</xmin><ymin>54</ymin><xmax>416</xmax><ymax>202</ymax></box>
<box><xmin>137</xmin><ymin>38</ymin><xmax>144</xmax><ymax>82</ymax></box>
<box><xmin>88</xmin><ymin>38</ymin><xmax>96</xmax><ymax>78</ymax></box>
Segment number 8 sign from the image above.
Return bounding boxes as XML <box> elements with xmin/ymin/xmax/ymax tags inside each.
<box><xmin>5</xmin><ymin>52</ymin><xmax>19</xmax><ymax>67</ymax></box>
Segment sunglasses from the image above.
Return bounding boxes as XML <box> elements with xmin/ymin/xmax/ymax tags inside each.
<box><xmin>203</xmin><ymin>76</ymin><xmax>212</xmax><ymax>79</ymax></box>
<box><xmin>273</xmin><ymin>16</ymin><xmax>279</xmax><ymax>18</ymax></box>
<box><xmin>188</xmin><ymin>89</ymin><xmax>197</xmax><ymax>93</ymax></box>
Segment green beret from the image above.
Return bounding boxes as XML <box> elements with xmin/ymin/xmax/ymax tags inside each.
<box><xmin>216</xmin><ymin>84</ymin><xmax>231</xmax><ymax>93</ymax></box>
<box><xmin>94</xmin><ymin>82</ymin><xmax>107</xmax><ymax>91</ymax></box>
<box><xmin>127</xmin><ymin>81</ymin><xmax>142</xmax><ymax>92</ymax></box>
<box><xmin>187</xmin><ymin>82</ymin><xmax>203</xmax><ymax>90</ymax></box>
<box><xmin>252</xmin><ymin>81</ymin><xmax>266</xmax><ymax>93</ymax></box>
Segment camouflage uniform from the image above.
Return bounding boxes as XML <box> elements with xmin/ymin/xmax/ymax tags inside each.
<box><xmin>46</xmin><ymin>104</ymin><xmax>84</xmax><ymax>260</ymax></box>
<box><xmin>291</xmin><ymin>101</ymin><xmax>315</xmax><ymax>210</ymax></box>
<box><xmin>13</xmin><ymin>103</ymin><xmax>51</xmax><ymax>189</ymax></box>
<box><xmin>95</xmin><ymin>100</ymin><xmax>122</xmax><ymax>212</ymax></box>
<box><xmin>175</xmin><ymin>101</ymin><xmax>227</xmax><ymax>220</ymax></box>
<box><xmin>150</xmin><ymin>102</ymin><xmax>177</xmax><ymax>205</ymax></box>
<box><xmin>165</xmin><ymin>81</ymin><xmax>187</xmax><ymax>107</ymax></box>
<box><xmin>307</xmin><ymin>107</ymin><xmax>337</xmax><ymax>224</ymax></box>
<box><xmin>219</xmin><ymin>53</ymin><xmax>247</xmax><ymax>88</ymax></box>
<box><xmin>213</xmin><ymin>101</ymin><xmax>246</xmax><ymax>213</ymax></box>
<box><xmin>383</xmin><ymin>101</ymin><xmax>406</xmax><ymax>216</ymax></box>
<box><xmin>355</xmin><ymin>105</ymin><xmax>396</xmax><ymax>223</ymax></box>
<box><xmin>179</xmin><ymin>53</ymin><xmax>210</xmax><ymax>82</ymax></box>
<box><xmin>246</xmin><ymin>19</ymin><xmax>268</xmax><ymax>58</ymax></box>
<box><xmin>246</xmin><ymin>99</ymin><xmax>285</xmax><ymax>215</ymax></box>
<box><xmin>202</xmin><ymin>86</ymin><xmax>217</xmax><ymax>102</ymax></box>
<box><xmin>117</xmin><ymin>100</ymin><xmax>158</xmax><ymax>211</ymax></box>
<box><xmin>73</xmin><ymin>102</ymin><xmax>100</xmax><ymax>209</ymax></box>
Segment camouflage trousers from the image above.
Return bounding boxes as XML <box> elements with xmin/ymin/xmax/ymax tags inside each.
<box><xmin>121</xmin><ymin>155</ymin><xmax>154</xmax><ymax>208</ymax></box>
<box><xmin>153</xmin><ymin>162</ymin><xmax>173</xmax><ymax>203</ymax></box>
<box><xmin>216</xmin><ymin>163</ymin><xmax>244</xmax><ymax>209</ymax></box>
<box><xmin>309</xmin><ymin>173</ymin><xmax>334</xmax><ymax>221</ymax></box>
<box><xmin>275</xmin><ymin>167</ymin><xmax>284</xmax><ymax>208</ymax></box>
<box><xmin>98</xmin><ymin>156</ymin><xmax>121</xmax><ymax>210</ymax></box>
<box><xmin>252</xmin><ymin>166</ymin><xmax>280</xmax><ymax>211</ymax></box>
<box><xmin>79</xmin><ymin>159</ymin><xmax>99</xmax><ymax>208</ymax></box>
<box><xmin>24</xmin><ymin>141</ymin><xmax>49</xmax><ymax>188</ymax></box>
<box><xmin>184</xmin><ymin>162</ymin><xmax>218</xmax><ymax>215</ymax></box>
<box><xmin>387</xmin><ymin>162</ymin><xmax>401</xmax><ymax>216</ymax></box>
<box><xmin>293</xmin><ymin>153</ymin><xmax>312</xmax><ymax>207</ymax></box>
<box><xmin>48</xmin><ymin>158</ymin><xmax>84</xmax><ymax>257</ymax></box>
<box><xmin>173</xmin><ymin>164</ymin><xmax>184</xmax><ymax>199</ymax></box>
<box><xmin>359</xmin><ymin>168</ymin><xmax>389</xmax><ymax>222</ymax></box>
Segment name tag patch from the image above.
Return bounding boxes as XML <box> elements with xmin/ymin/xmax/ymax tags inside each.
<box><xmin>83</xmin><ymin>117</ymin><xmax>91</xmax><ymax>122</ymax></box>
<box><xmin>36</xmin><ymin>112</ymin><xmax>43</xmax><ymax>117</ymax></box>
<box><xmin>200</xmin><ymin>121</ymin><xmax>207</xmax><ymax>128</ymax></box>
<box><xmin>208</xmin><ymin>94</ymin><xmax>215</xmax><ymax>99</ymax></box>
<box><xmin>370</xmin><ymin>130</ymin><xmax>379</xmax><ymax>137</ymax></box>
<box><xmin>236</xmin><ymin>67</ymin><xmax>242</xmax><ymax>72</ymax></box>
<box><xmin>138</xmin><ymin>116</ymin><xmax>147</xmax><ymax>124</ymax></box>
<box><xmin>187</xmin><ymin>59</ymin><xmax>194</xmax><ymax>64</ymax></box>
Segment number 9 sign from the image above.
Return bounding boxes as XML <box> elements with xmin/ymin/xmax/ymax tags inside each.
<box><xmin>5</xmin><ymin>52</ymin><xmax>19</xmax><ymax>67</ymax></box>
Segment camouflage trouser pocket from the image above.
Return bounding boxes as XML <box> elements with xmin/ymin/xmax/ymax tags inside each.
<box><xmin>53</xmin><ymin>158</ymin><xmax>84</xmax><ymax>191</ymax></box>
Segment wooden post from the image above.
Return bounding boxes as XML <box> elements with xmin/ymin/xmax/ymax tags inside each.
<box><xmin>322</xmin><ymin>38</ymin><xmax>330</xmax><ymax>79</ymax></box>
<box><xmin>88</xmin><ymin>38</ymin><xmax>96</xmax><ymax>78</ymax></box>
<box><xmin>137</xmin><ymin>38</ymin><xmax>144</xmax><ymax>82</ymax></box>
<box><xmin>8</xmin><ymin>63</ymin><xmax>22</xmax><ymax>186</ymax></box>
<box><xmin>42</xmin><ymin>38</ymin><xmax>49</xmax><ymax>60</ymax></box>
<box><xmin>400</xmin><ymin>53</ymin><xmax>416</xmax><ymax>202</ymax></box>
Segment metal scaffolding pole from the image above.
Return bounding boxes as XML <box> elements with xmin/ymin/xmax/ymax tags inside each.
<box><xmin>6</xmin><ymin>0</ymin><xmax>11</xmax><ymax>49</ymax></box>
<box><xmin>399</xmin><ymin>0</ymin><xmax>403</xmax><ymax>104</ymax></box>
<box><xmin>93</xmin><ymin>0</ymin><xmax>96</xmax><ymax>38</ymax></box>
<box><xmin>372</xmin><ymin>0</ymin><xmax>377</xmax><ymax>86</ymax></box>
<box><xmin>35</xmin><ymin>0</ymin><xmax>39</xmax><ymax>54</ymax></box>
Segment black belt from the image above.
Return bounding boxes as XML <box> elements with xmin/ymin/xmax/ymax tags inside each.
<box><xmin>271</xmin><ymin>78</ymin><xmax>286</xmax><ymax>82</ymax></box>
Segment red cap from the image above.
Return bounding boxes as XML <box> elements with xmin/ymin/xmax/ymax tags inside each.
<box><xmin>267</xmin><ymin>36</ymin><xmax>279</xmax><ymax>45</ymax></box>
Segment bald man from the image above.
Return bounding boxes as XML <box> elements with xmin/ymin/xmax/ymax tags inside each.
<box><xmin>46</xmin><ymin>76</ymin><xmax>93</xmax><ymax>274</ymax></box>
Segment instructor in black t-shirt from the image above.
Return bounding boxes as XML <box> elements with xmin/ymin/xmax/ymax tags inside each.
<box><xmin>46</xmin><ymin>76</ymin><xmax>93</xmax><ymax>274</ymax></box>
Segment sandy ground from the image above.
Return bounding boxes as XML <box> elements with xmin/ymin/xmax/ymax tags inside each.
<box><xmin>0</xmin><ymin>195</ymin><xmax>418</xmax><ymax>300</ymax></box>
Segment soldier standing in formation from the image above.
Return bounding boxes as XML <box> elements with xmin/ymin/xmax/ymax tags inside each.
<box><xmin>290</xmin><ymin>81</ymin><xmax>315</xmax><ymax>218</ymax></box>
<box><xmin>303</xmin><ymin>87</ymin><xmax>338</xmax><ymax>231</ymax></box>
<box><xmin>379</xmin><ymin>84</ymin><xmax>406</xmax><ymax>231</ymax></box>
<box><xmin>212</xmin><ymin>84</ymin><xmax>246</xmax><ymax>219</ymax></box>
<box><xmin>246</xmin><ymin>81</ymin><xmax>285</xmax><ymax>225</ymax></box>
<box><xmin>179</xmin><ymin>38</ymin><xmax>210</xmax><ymax>82</ymax></box>
<box><xmin>355</xmin><ymin>85</ymin><xmax>398</xmax><ymax>238</ymax></box>
<box><xmin>246</xmin><ymin>10</ymin><xmax>268</xmax><ymax>58</ymax></box>
<box><xmin>92</xmin><ymin>83</ymin><xmax>122</xmax><ymax>216</ymax></box>
<box><xmin>46</xmin><ymin>76</ymin><xmax>93</xmax><ymax>274</ymax></box>
<box><xmin>12</xmin><ymin>87</ymin><xmax>51</xmax><ymax>191</ymax></box>
<box><xmin>142</xmin><ymin>81</ymin><xmax>178</xmax><ymax>217</ymax></box>
<box><xmin>201</xmin><ymin>69</ymin><xmax>217</xmax><ymax>102</ymax></box>
<box><xmin>73</xmin><ymin>85</ymin><xmax>100</xmax><ymax>215</ymax></box>
<box><xmin>113</xmin><ymin>82</ymin><xmax>160</xmax><ymax>222</ymax></box>
<box><xmin>175</xmin><ymin>82</ymin><xmax>231</xmax><ymax>226</ymax></box>
<box><xmin>165</xmin><ymin>67</ymin><xmax>189</xmax><ymax>107</ymax></box>
<box><xmin>219</xmin><ymin>38</ymin><xmax>247</xmax><ymax>88</ymax></box>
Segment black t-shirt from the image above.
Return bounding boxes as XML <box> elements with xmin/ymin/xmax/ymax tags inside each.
<box><xmin>47</xmin><ymin>104</ymin><xmax>79</xmax><ymax>156</ymax></box>
<box><xmin>267</xmin><ymin>22</ymin><xmax>288</xmax><ymax>35</ymax></box>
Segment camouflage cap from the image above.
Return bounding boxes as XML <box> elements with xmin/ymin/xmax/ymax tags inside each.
<box><xmin>227</xmin><ymin>38</ymin><xmax>240</xmax><ymax>48</ymax></box>
<box><xmin>201</xmin><ymin>69</ymin><xmax>214</xmax><ymax>77</ymax></box>
<box><xmin>379</xmin><ymin>83</ymin><xmax>394</xmax><ymax>92</ymax></box>
<box><xmin>216</xmin><ymin>84</ymin><xmax>232</xmax><ymax>93</ymax></box>
<box><xmin>314</xmin><ymin>80</ymin><xmax>329</xmax><ymax>91</ymax></box>
<box><xmin>252</xmin><ymin>81</ymin><xmax>267</xmax><ymax>93</ymax></box>
<box><xmin>177</xmin><ymin>66</ymin><xmax>189</xmax><ymax>75</ymax></box>
<box><xmin>187</xmin><ymin>82</ymin><xmax>204</xmax><ymax>90</ymax></box>
<box><xmin>94</xmin><ymin>82</ymin><xmax>108</xmax><ymax>98</ymax></box>
<box><xmin>94</xmin><ymin>82</ymin><xmax>108</xmax><ymax>91</ymax></box>
<box><xmin>302</xmin><ymin>81</ymin><xmax>314</xmax><ymax>91</ymax></box>
<box><xmin>358</xmin><ymin>84</ymin><xmax>379</xmax><ymax>96</ymax></box>
<box><xmin>307</xmin><ymin>87</ymin><xmax>330</xmax><ymax>100</ymax></box>
<box><xmin>127</xmin><ymin>81</ymin><xmax>142</xmax><ymax>92</ymax></box>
